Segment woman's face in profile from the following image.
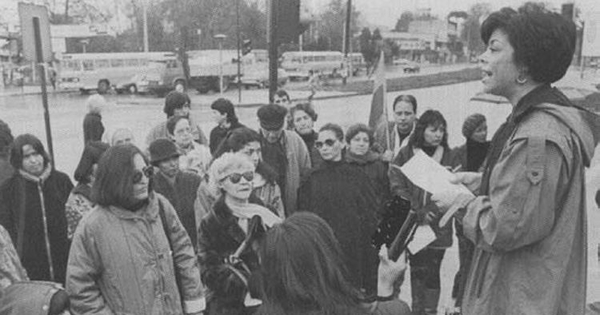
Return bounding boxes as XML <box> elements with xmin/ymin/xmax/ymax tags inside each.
<box><xmin>479</xmin><ymin>29</ymin><xmax>521</xmax><ymax>98</ymax></box>
<box><xmin>132</xmin><ymin>154</ymin><xmax>150</xmax><ymax>201</ymax></box>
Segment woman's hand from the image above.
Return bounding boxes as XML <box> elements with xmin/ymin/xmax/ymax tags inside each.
<box><xmin>377</xmin><ymin>246</ymin><xmax>407</xmax><ymax>297</ymax></box>
<box><xmin>450</xmin><ymin>172</ymin><xmax>482</xmax><ymax>193</ymax></box>
<box><xmin>381</xmin><ymin>150</ymin><xmax>395</xmax><ymax>162</ymax></box>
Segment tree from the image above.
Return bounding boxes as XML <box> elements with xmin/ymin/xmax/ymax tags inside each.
<box><xmin>461</xmin><ymin>3</ymin><xmax>492</xmax><ymax>57</ymax></box>
<box><xmin>307</xmin><ymin>0</ymin><xmax>361</xmax><ymax>51</ymax></box>
<box><xmin>394</xmin><ymin>11</ymin><xmax>414</xmax><ymax>32</ymax></box>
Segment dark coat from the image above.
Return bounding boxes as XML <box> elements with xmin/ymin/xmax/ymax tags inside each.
<box><xmin>345</xmin><ymin>150</ymin><xmax>390</xmax><ymax>208</ymax></box>
<box><xmin>299</xmin><ymin>130</ymin><xmax>323</xmax><ymax>169</ymax></box>
<box><xmin>297</xmin><ymin>160</ymin><xmax>379</xmax><ymax>296</ymax></box>
<box><xmin>153</xmin><ymin>171</ymin><xmax>202</xmax><ymax>249</ymax></box>
<box><xmin>83</xmin><ymin>112</ymin><xmax>104</xmax><ymax>144</ymax></box>
<box><xmin>209</xmin><ymin>121</ymin><xmax>246</xmax><ymax>155</ymax></box>
<box><xmin>0</xmin><ymin>170</ymin><xmax>73</xmax><ymax>283</ymax></box>
<box><xmin>197</xmin><ymin>196</ymin><xmax>262</xmax><ymax>315</ymax></box>
<box><xmin>389</xmin><ymin>146</ymin><xmax>453</xmax><ymax>249</ymax></box>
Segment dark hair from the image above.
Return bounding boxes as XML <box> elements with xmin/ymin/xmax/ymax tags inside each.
<box><xmin>290</xmin><ymin>103</ymin><xmax>318</xmax><ymax>122</ymax></box>
<box><xmin>480</xmin><ymin>4</ymin><xmax>576</xmax><ymax>84</ymax></box>
<box><xmin>275</xmin><ymin>89</ymin><xmax>290</xmax><ymax>101</ymax></box>
<box><xmin>166</xmin><ymin>116</ymin><xmax>189</xmax><ymax>136</ymax></box>
<box><xmin>163</xmin><ymin>91</ymin><xmax>191</xmax><ymax>117</ymax></box>
<box><xmin>74</xmin><ymin>141</ymin><xmax>110</xmax><ymax>184</ymax></box>
<box><xmin>392</xmin><ymin>94</ymin><xmax>417</xmax><ymax>113</ymax></box>
<box><xmin>259</xmin><ymin>212</ymin><xmax>364</xmax><ymax>314</ymax></box>
<box><xmin>10</xmin><ymin>134</ymin><xmax>50</xmax><ymax>170</ymax></box>
<box><xmin>92</xmin><ymin>144</ymin><xmax>149</xmax><ymax>207</ymax></box>
<box><xmin>213</xmin><ymin>127</ymin><xmax>278</xmax><ymax>183</ymax></box>
<box><xmin>0</xmin><ymin>119</ymin><xmax>14</xmax><ymax>157</ymax></box>
<box><xmin>210</xmin><ymin>98</ymin><xmax>239</xmax><ymax>124</ymax></box>
<box><xmin>409</xmin><ymin>109</ymin><xmax>448</xmax><ymax>149</ymax></box>
<box><xmin>319</xmin><ymin>123</ymin><xmax>344</xmax><ymax>141</ymax></box>
<box><xmin>345</xmin><ymin>123</ymin><xmax>374</xmax><ymax>146</ymax></box>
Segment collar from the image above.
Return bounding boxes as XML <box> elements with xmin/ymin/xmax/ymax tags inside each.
<box><xmin>345</xmin><ymin>150</ymin><xmax>381</xmax><ymax>164</ymax></box>
<box><xmin>107</xmin><ymin>194</ymin><xmax>159</xmax><ymax>221</ymax></box>
<box><xmin>19</xmin><ymin>164</ymin><xmax>52</xmax><ymax>184</ymax></box>
<box><xmin>512</xmin><ymin>84</ymin><xmax>570</xmax><ymax>122</ymax></box>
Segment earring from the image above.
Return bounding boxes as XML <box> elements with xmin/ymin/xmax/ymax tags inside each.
<box><xmin>516</xmin><ymin>74</ymin><xmax>527</xmax><ymax>84</ymax></box>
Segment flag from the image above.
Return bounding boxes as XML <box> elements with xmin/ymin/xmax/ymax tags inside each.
<box><xmin>368</xmin><ymin>51</ymin><xmax>389</xmax><ymax>146</ymax></box>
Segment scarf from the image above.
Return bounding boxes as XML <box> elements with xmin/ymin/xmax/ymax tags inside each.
<box><xmin>227</xmin><ymin>200</ymin><xmax>282</xmax><ymax>233</ymax></box>
<box><xmin>345</xmin><ymin>150</ymin><xmax>381</xmax><ymax>165</ymax></box>
<box><xmin>18</xmin><ymin>164</ymin><xmax>52</xmax><ymax>184</ymax></box>
<box><xmin>480</xmin><ymin>84</ymin><xmax>572</xmax><ymax>194</ymax></box>
<box><xmin>465</xmin><ymin>139</ymin><xmax>490</xmax><ymax>172</ymax></box>
<box><xmin>417</xmin><ymin>145</ymin><xmax>444</xmax><ymax>163</ymax></box>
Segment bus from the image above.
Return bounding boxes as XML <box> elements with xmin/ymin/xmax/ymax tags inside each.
<box><xmin>57</xmin><ymin>52</ymin><xmax>176</xmax><ymax>94</ymax></box>
<box><xmin>280</xmin><ymin>51</ymin><xmax>344</xmax><ymax>80</ymax></box>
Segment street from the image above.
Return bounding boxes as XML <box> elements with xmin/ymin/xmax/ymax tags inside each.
<box><xmin>1</xmin><ymin>69</ymin><xmax>599</xmax><ymax>313</ymax></box>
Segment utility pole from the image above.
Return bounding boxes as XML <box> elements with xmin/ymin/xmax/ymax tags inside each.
<box><xmin>268</xmin><ymin>0</ymin><xmax>278</xmax><ymax>103</ymax></box>
<box><xmin>342</xmin><ymin>0</ymin><xmax>352</xmax><ymax>85</ymax></box>
<box><xmin>236</xmin><ymin>0</ymin><xmax>242</xmax><ymax>103</ymax></box>
<box><xmin>143</xmin><ymin>2</ymin><xmax>149</xmax><ymax>52</ymax></box>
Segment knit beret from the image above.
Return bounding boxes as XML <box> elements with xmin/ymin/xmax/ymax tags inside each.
<box><xmin>257</xmin><ymin>104</ymin><xmax>288</xmax><ymax>130</ymax></box>
<box><xmin>462</xmin><ymin>113</ymin><xmax>486</xmax><ymax>139</ymax></box>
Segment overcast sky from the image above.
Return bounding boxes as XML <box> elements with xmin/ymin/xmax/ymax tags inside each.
<box><xmin>310</xmin><ymin>0</ymin><xmax>600</xmax><ymax>29</ymax></box>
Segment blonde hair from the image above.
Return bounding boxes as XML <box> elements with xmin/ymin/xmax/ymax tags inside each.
<box><xmin>86</xmin><ymin>94</ymin><xmax>107</xmax><ymax>114</ymax></box>
<box><xmin>207</xmin><ymin>152</ymin><xmax>254</xmax><ymax>197</ymax></box>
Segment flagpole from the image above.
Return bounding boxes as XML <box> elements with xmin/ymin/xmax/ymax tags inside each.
<box><xmin>380</xmin><ymin>51</ymin><xmax>391</xmax><ymax>151</ymax></box>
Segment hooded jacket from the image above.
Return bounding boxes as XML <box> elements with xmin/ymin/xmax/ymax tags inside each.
<box><xmin>460</xmin><ymin>88</ymin><xmax>600</xmax><ymax>315</ymax></box>
<box><xmin>66</xmin><ymin>194</ymin><xmax>205</xmax><ymax>315</ymax></box>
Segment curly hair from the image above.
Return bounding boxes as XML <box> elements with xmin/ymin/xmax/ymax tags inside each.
<box><xmin>290</xmin><ymin>103</ymin><xmax>318</xmax><ymax>122</ymax></box>
<box><xmin>319</xmin><ymin>123</ymin><xmax>344</xmax><ymax>141</ymax></box>
<box><xmin>480</xmin><ymin>4</ymin><xmax>576</xmax><ymax>84</ymax></box>
<box><xmin>345</xmin><ymin>123</ymin><xmax>374</xmax><ymax>146</ymax></box>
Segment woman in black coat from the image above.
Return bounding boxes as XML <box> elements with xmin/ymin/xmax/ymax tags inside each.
<box><xmin>197</xmin><ymin>152</ymin><xmax>282</xmax><ymax>315</ymax></box>
<box><xmin>83</xmin><ymin>94</ymin><xmax>106</xmax><ymax>144</ymax></box>
<box><xmin>0</xmin><ymin>134</ymin><xmax>73</xmax><ymax>284</ymax></box>
<box><xmin>298</xmin><ymin>123</ymin><xmax>379</xmax><ymax>299</ymax></box>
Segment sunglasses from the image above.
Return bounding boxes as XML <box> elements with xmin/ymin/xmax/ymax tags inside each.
<box><xmin>133</xmin><ymin>166</ymin><xmax>154</xmax><ymax>184</ymax></box>
<box><xmin>227</xmin><ymin>171</ymin><xmax>254</xmax><ymax>184</ymax></box>
<box><xmin>314</xmin><ymin>139</ymin><xmax>337</xmax><ymax>149</ymax></box>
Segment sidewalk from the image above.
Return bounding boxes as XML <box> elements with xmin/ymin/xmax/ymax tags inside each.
<box><xmin>0</xmin><ymin>84</ymin><xmax>71</xmax><ymax>97</ymax></box>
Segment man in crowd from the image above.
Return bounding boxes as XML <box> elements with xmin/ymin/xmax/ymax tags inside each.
<box><xmin>146</xmin><ymin>91</ymin><xmax>208</xmax><ymax>148</ymax></box>
<box><xmin>373</xmin><ymin>94</ymin><xmax>417</xmax><ymax>161</ymax></box>
<box><xmin>257</xmin><ymin>104</ymin><xmax>311</xmax><ymax>216</ymax></box>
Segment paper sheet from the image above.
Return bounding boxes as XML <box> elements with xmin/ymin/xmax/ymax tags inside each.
<box><xmin>396</xmin><ymin>150</ymin><xmax>473</xmax><ymax>198</ymax></box>
<box><xmin>406</xmin><ymin>225</ymin><xmax>437</xmax><ymax>254</ymax></box>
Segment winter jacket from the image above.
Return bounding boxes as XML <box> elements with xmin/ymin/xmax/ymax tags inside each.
<box><xmin>64</xmin><ymin>184</ymin><xmax>95</xmax><ymax>240</ymax></box>
<box><xmin>0</xmin><ymin>224</ymin><xmax>28</xmax><ymax>291</ymax></box>
<box><xmin>298</xmin><ymin>160</ymin><xmax>379</xmax><ymax>296</ymax></box>
<box><xmin>66</xmin><ymin>194</ymin><xmax>205</xmax><ymax>315</ymax></box>
<box><xmin>153</xmin><ymin>171</ymin><xmax>202</xmax><ymax>250</ymax></box>
<box><xmin>255</xmin><ymin>299</ymin><xmax>412</xmax><ymax>315</ymax></box>
<box><xmin>209</xmin><ymin>121</ymin><xmax>246</xmax><ymax>155</ymax></box>
<box><xmin>197</xmin><ymin>197</ymin><xmax>263</xmax><ymax>315</ymax></box>
<box><xmin>373</xmin><ymin>122</ymin><xmax>414</xmax><ymax>157</ymax></box>
<box><xmin>345</xmin><ymin>150</ymin><xmax>390</xmax><ymax>208</ymax></box>
<box><xmin>83</xmin><ymin>112</ymin><xmax>105</xmax><ymax>144</ymax></box>
<box><xmin>459</xmin><ymin>101</ymin><xmax>600</xmax><ymax>315</ymax></box>
<box><xmin>0</xmin><ymin>169</ymin><xmax>73</xmax><ymax>284</ymax></box>
<box><xmin>389</xmin><ymin>145</ymin><xmax>453</xmax><ymax>249</ymax></box>
<box><xmin>265</xmin><ymin>130</ymin><xmax>312</xmax><ymax>216</ymax></box>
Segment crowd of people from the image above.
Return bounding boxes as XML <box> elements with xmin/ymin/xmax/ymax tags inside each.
<box><xmin>0</xmin><ymin>4</ymin><xmax>598</xmax><ymax>315</ymax></box>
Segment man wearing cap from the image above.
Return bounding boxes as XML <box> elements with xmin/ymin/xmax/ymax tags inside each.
<box><xmin>146</xmin><ymin>91</ymin><xmax>208</xmax><ymax>148</ymax></box>
<box><xmin>149</xmin><ymin>138</ymin><xmax>202</xmax><ymax>249</ymax></box>
<box><xmin>209</xmin><ymin>98</ymin><xmax>245</xmax><ymax>155</ymax></box>
<box><xmin>257</xmin><ymin>104</ymin><xmax>311</xmax><ymax>216</ymax></box>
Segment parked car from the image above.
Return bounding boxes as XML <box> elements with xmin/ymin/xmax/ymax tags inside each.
<box><xmin>237</xmin><ymin>68</ymin><xmax>289</xmax><ymax>89</ymax></box>
<box><xmin>393</xmin><ymin>58</ymin><xmax>420</xmax><ymax>73</ymax></box>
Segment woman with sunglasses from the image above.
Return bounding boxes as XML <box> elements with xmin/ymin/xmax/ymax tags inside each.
<box><xmin>388</xmin><ymin>109</ymin><xmax>453</xmax><ymax>315</ymax></box>
<box><xmin>66</xmin><ymin>144</ymin><xmax>206</xmax><ymax>315</ymax></box>
<box><xmin>198</xmin><ymin>152</ymin><xmax>282</xmax><ymax>315</ymax></box>
<box><xmin>298</xmin><ymin>123</ymin><xmax>380</xmax><ymax>300</ymax></box>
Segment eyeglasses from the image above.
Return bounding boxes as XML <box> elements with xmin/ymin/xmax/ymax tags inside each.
<box><xmin>133</xmin><ymin>166</ymin><xmax>154</xmax><ymax>184</ymax></box>
<box><xmin>227</xmin><ymin>171</ymin><xmax>254</xmax><ymax>184</ymax></box>
<box><xmin>314</xmin><ymin>139</ymin><xmax>337</xmax><ymax>149</ymax></box>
